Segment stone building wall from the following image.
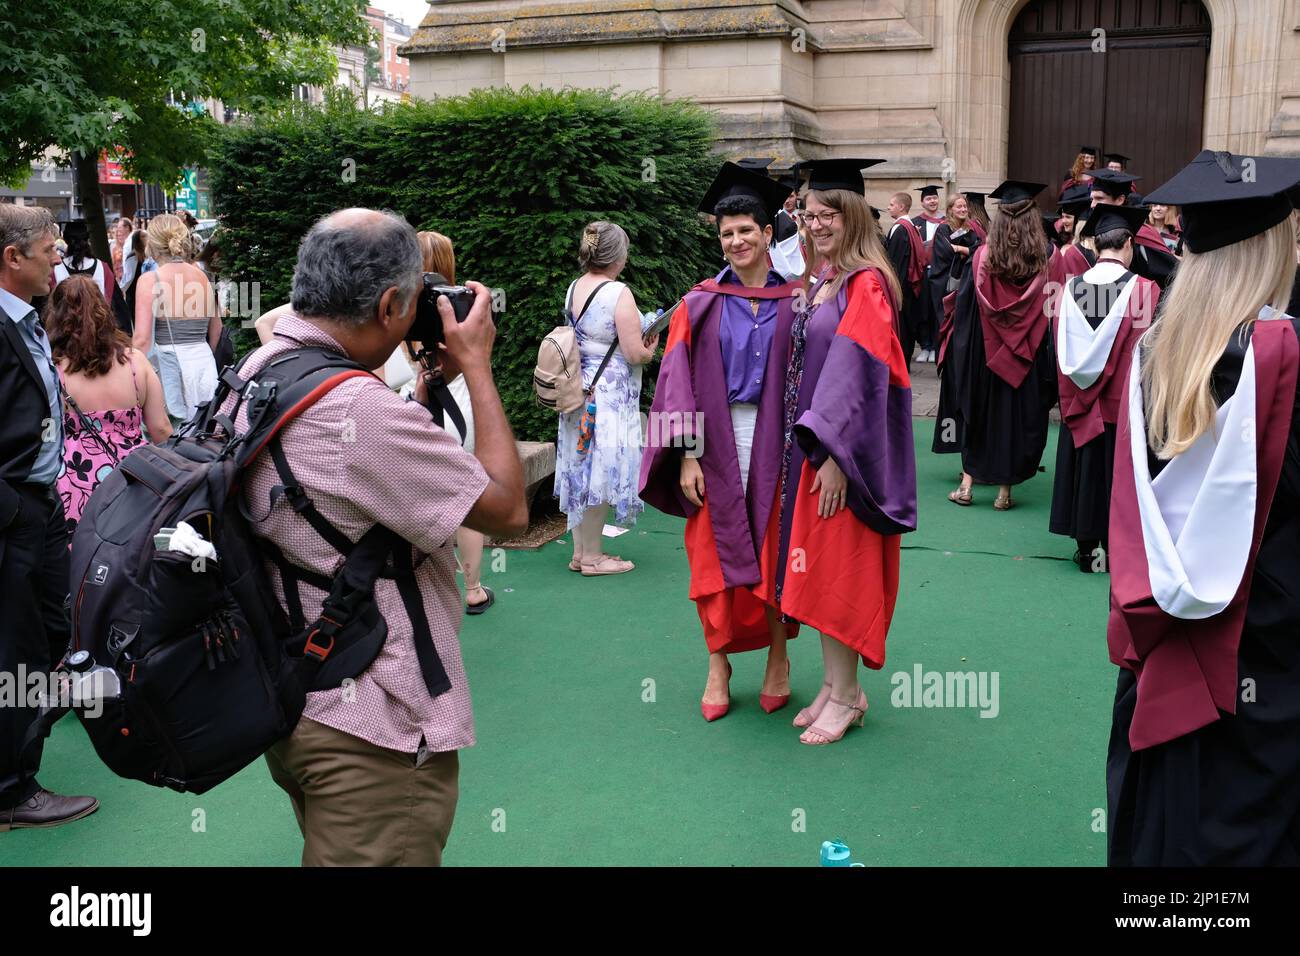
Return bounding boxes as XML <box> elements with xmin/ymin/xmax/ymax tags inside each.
<box><xmin>402</xmin><ymin>0</ymin><xmax>1300</xmax><ymax>205</ymax></box>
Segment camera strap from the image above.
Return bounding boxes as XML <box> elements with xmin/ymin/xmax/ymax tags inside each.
<box><xmin>424</xmin><ymin>375</ymin><xmax>468</xmax><ymax>440</ymax></box>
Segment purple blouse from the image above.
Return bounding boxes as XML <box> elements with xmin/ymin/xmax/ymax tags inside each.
<box><xmin>717</xmin><ymin>265</ymin><xmax>783</xmax><ymax>405</ymax></box>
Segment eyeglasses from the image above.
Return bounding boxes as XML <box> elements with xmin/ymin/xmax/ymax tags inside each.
<box><xmin>798</xmin><ymin>210</ymin><xmax>841</xmax><ymax>227</ymax></box>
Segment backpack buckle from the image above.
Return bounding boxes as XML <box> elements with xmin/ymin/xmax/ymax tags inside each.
<box><xmin>302</xmin><ymin>618</ymin><xmax>339</xmax><ymax>663</ymax></box>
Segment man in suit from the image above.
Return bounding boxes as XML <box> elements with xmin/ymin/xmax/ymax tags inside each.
<box><xmin>0</xmin><ymin>204</ymin><xmax>99</xmax><ymax>831</ymax></box>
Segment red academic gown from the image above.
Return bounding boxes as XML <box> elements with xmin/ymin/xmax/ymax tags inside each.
<box><xmin>755</xmin><ymin>269</ymin><xmax>917</xmax><ymax>667</ymax></box>
<box><xmin>639</xmin><ymin>276</ymin><xmax>802</xmax><ymax>655</ymax></box>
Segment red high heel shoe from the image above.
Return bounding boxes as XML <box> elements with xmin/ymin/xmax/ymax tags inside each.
<box><xmin>759</xmin><ymin>659</ymin><xmax>791</xmax><ymax>714</ymax></box>
<box><xmin>701</xmin><ymin>660</ymin><xmax>732</xmax><ymax>722</ymax></box>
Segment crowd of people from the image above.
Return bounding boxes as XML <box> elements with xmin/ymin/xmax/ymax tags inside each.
<box><xmin>3</xmin><ymin>141</ymin><xmax>1300</xmax><ymax>867</ymax></box>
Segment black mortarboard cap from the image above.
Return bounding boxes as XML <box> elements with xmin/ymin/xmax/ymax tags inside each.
<box><xmin>1106</xmin><ymin>152</ymin><xmax>1132</xmax><ymax>166</ymax></box>
<box><xmin>915</xmin><ymin>184</ymin><xmax>941</xmax><ymax>198</ymax></box>
<box><xmin>737</xmin><ymin>157</ymin><xmax>774</xmax><ymax>171</ymax></box>
<box><xmin>777</xmin><ymin>170</ymin><xmax>800</xmax><ymax>192</ymax></box>
<box><xmin>989</xmin><ymin>179</ymin><xmax>1046</xmax><ymax>204</ymax></box>
<box><xmin>795</xmin><ymin>158</ymin><xmax>886</xmax><ymax>196</ymax></box>
<box><xmin>62</xmin><ymin>220</ymin><xmax>90</xmax><ymax>240</ymax></box>
<box><xmin>1080</xmin><ymin>145</ymin><xmax>1100</xmax><ymax>157</ymax></box>
<box><xmin>1058</xmin><ymin>183</ymin><xmax>1092</xmax><ymax>216</ymax></box>
<box><xmin>962</xmin><ymin>191</ymin><xmax>987</xmax><ymax>205</ymax></box>
<box><xmin>1089</xmin><ymin>169</ymin><xmax>1140</xmax><ymax>198</ymax></box>
<box><xmin>1144</xmin><ymin>149</ymin><xmax>1300</xmax><ymax>253</ymax></box>
<box><xmin>1079</xmin><ymin>202</ymin><xmax>1148</xmax><ymax>240</ymax></box>
<box><xmin>699</xmin><ymin>162</ymin><xmax>791</xmax><ymax>220</ymax></box>
<box><xmin>1042</xmin><ymin>212</ymin><xmax>1062</xmax><ymax>231</ymax></box>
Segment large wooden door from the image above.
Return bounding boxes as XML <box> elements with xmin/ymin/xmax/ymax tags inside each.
<box><xmin>1008</xmin><ymin>0</ymin><xmax>1210</xmax><ymax>204</ymax></box>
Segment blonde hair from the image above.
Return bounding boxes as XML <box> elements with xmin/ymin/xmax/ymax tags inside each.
<box><xmin>417</xmin><ymin>230</ymin><xmax>455</xmax><ymax>283</ymax></box>
<box><xmin>944</xmin><ymin>193</ymin><xmax>968</xmax><ymax>231</ymax></box>
<box><xmin>577</xmin><ymin>220</ymin><xmax>628</xmax><ymax>272</ymax></box>
<box><xmin>891</xmin><ymin>191</ymin><xmax>913</xmax><ymax>212</ymax></box>
<box><xmin>801</xmin><ymin>189</ymin><xmax>902</xmax><ymax>304</ymax></box>
<box><xmin>1142</xmin><ymin>218</ymin><xmax>1296</xmax><ymax>458</ymax></box>
<box><xmin>146</xmin><ymin>214</ymin><xmax>193</xmax><ymax>263</ymax></box>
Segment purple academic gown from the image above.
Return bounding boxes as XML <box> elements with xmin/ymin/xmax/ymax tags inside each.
<box><xmin>639</xmin><ymin>273</ymin><xmax>802</xmax><ymax>654</ymax></box>
<box><xmin>758</xmin><ymin>267</ymin><xmax>917</xmax><ymax>667</ymax></box>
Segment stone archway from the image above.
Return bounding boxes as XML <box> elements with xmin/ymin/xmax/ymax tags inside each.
<box><xmin>938</xmin><ymin>0</ymin><xmax>1276</xmax><ymax>190</ymax></box>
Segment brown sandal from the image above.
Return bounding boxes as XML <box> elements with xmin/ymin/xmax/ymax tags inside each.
<box><xmin>993</xmin><ymin>494</ymin><xmax>1015</xmax><ymax>511</ymax></box>
<box><xmin>948</xmin><ymin>486</ymin><xmax>973</xmax><ymax>506</ymax></box>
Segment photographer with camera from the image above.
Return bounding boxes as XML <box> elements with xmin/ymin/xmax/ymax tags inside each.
<box><xmin>231</xmin><ymin>208</ymin><xmax>526</xmax><ymax>866</ymax></box>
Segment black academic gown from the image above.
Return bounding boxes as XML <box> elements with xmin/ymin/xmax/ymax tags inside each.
<box><xmin>911</xmin><ymin>215</ymin><xmax>942</xmax><ymax>349</ymax></box>
<box><xmin>952</xmin><ymin>266</ymin><xmax>1058</xmax><ymax>485</ymax></box>
<box><xmin>885</xmin><ymin>222</ymin><xmax>917</xmax><ymax>366</ymax></box>
<box><xmin>925</xmin><ymin>225</ymin><xmax>978</xmax><ymax>352</ymax></box>
<box><xmin>1048</xmin><ymin>274</ymin><xmax>1126</xmax><ymax>548</ymax></box>
<box><xmin>932</xmin><ymin>261</ymin><xmax>973</xmax><ymax>455</ymax></box>
<box><xmin>1108</xmin><ymin>317</ymin><xmax>1300</xmax><ymax>865</ymax></box>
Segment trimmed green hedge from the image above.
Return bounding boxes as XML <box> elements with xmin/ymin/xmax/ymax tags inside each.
<box><xmin>208</xmin><ymin>87</ymin><xmax>720</xmax><ymax>441</ymax></box>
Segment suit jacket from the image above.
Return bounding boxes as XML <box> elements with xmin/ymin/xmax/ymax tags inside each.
<box><xmin>0</xmin><ymin>310</ymin><xmax>56</xmax><ymax>527</ymax></box>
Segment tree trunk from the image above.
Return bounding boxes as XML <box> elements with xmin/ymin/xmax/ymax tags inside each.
<box><xmin>76</xmin><ymin>151</ymin><xmax>111</xmax><ymax>262</ymax></box>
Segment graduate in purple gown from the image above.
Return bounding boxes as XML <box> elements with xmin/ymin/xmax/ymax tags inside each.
<box><xmin>752</xmin><ymin>158</ymin><xmax>917</xmax><ymax>746</ymax></box>
<box><xmin>1107</xmin><ymin>151</ymin><xmax>1300</xmax><ymax>865</ymax></box>
<box><xmin>639</xmin><ymin>162</ymin><xmax>802</xmax><ymax>722</ymax></box>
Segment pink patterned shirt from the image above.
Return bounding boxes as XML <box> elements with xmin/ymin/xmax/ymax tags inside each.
<box><xmin>226</xmin><ymin>315</ymin><xmax>488</xmax><ymax>754</ymax></box>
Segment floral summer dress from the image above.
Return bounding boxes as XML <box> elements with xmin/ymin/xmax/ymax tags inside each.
<box><xmin>555</xmin><ymin>280</ymin><xmax>646</xmax><ymax>530</ymax></box>
<box><xmin>56</xmin><ymin>356</ymin><xmax>147</xmax><ymax>538</ymax></box>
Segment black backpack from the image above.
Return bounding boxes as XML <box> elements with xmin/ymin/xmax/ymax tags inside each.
<box><xmin>64</xmin><ymin>346</ymin><xmax>452</xmax><ymax>794</ymax></box>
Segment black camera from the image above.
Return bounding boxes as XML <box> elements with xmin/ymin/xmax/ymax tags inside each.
<box><xmin>408</xmin><ymin>272</ymin><xmax>474</xmax><ymax>350</ymax></box>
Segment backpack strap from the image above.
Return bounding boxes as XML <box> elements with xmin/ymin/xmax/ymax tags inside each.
<box><xmin>229</xmin><ymin>346</ymin><xmax>453</xmax><ymax>698</ymax></box>
<box><xmin>567</xmin><ymin>279</ymin><xmax>614</xmax><ymax>332</ymax></box>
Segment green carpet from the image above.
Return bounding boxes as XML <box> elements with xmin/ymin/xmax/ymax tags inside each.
<box><xmin>3</xmin><ymin>420</ymin><xmax>1115</xmax><ymax>866</ymax></box>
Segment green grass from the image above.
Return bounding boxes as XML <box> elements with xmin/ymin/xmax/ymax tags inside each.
<box><xmin>3</xmin><ymin>421</ymin><xmax>1114</xmax><ymax>866</ymax></box>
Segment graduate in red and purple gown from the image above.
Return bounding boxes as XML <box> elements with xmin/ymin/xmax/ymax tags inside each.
<box><xmin>639</xmin><ymin>161</ymin><xmax>802</xmax><ymax>723</ymax></box>
<box><xmin>1049</xmin><ymin>203</ymin><xmax>1160</xmax><ymax>572</ymax></box>
<box><xmin>751</xmin><ymin>158</ymin><xmax>917</xmax><ymax>746</ymax></box>
<box><xmin>945</xmin><ymin>180</ymin><xmax>1061</xmax><ymax>510</ymax></box>
<box><xmin>1106</xmin><ymin>150</ymin><xmax>1300</xmax><ymax>865</ymax></box>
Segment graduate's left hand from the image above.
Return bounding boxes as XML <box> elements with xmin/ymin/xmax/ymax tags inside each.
<box><xmin>810</xmin><ymin>458</ymin><xmax>848</xmax><ymax>518</ymax></box>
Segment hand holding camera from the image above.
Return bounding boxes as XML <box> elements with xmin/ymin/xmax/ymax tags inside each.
<box><xmin>413</xmin><ymin>277</ymin><xmax>496</xmax><ymax>405</ymax></box>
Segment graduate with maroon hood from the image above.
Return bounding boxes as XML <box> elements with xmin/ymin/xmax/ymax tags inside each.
<box><xmin>946</xmin><ymin>180</ymin><xmax>1061</xmax><ymax>510</ymax></box>
<box><xmin>1107</xmin><ymin>150</ymin><xmax>1300</xmax><ymax>866</ymax></box>
<box><xmin>884</xmin><ymin>191</ymin><xmax>928</xmax><ymax>369</ymax></box>
<box><xmin>911</xmin><ymin>184</ymin><xmax>946</xmax><ymax>361</ymax></box>
<box><xmin>751</xmin><ymin>158</ymin><xmax>916</xmax><ymax>746</ymax></box>
<box><xmin>639</xmin><ymin>162</ymin><xmax>802</xmax><ymax>722</ymax></box>
<box><xmin>1091</xmin><ymin>169</ymin><xmax>1178</xmax><ymax>289</ymax></box>
<box><xmin>1048</xmin><ymin>203</ymin><xmax>1160</xmax><ymax>572</ymax></box>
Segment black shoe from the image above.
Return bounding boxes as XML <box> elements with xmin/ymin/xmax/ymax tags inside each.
<box><xmin>466</xmin><ymin>586</ymin><xmax>495</xmax><ymax>616</ymax></box>
<box><xmin>1</xmin><ymin>789</ymin><xmax>99</xmax><ymax>831</ymax></box>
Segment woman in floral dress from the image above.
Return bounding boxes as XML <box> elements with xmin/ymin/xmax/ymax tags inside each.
<box><xmin>555</xmin><ymin>221</ymin><xmax>660</xmax><ymax>575</ymax></box>
<box><xmin>44</xmin><ymin>275</ymin><xmax>172</xmax><ymax>538</ymax></box>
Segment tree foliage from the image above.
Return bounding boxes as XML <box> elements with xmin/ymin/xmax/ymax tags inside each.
<box><xmin>208</xmin><ymin>87</ymin><xmax>721</xmax><ymax>441</ymax></box>
<box><xmin>0</xmin><ymin>0</ymin><xmax>368</xmax><ymax>188</ymax></box>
